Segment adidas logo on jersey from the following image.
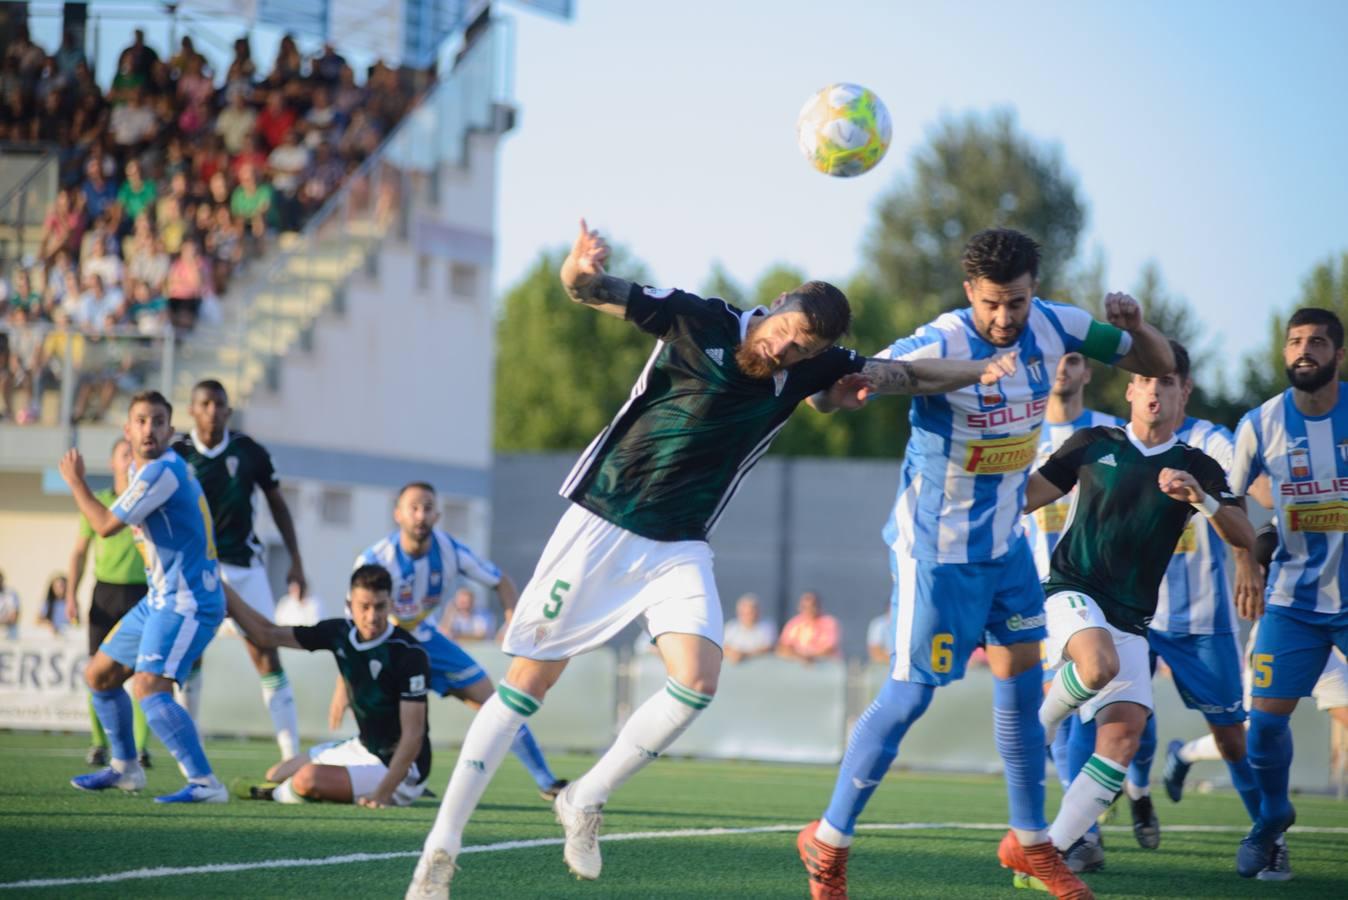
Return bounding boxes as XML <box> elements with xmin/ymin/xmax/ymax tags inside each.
<box><xmin>1099</xmin><ymin>453</ymin><xmax>1117</xmax><ymax>467</ymax></box>
<box><xmin>705</xmin><ymin>347</ymin><xmax>725</xmax><ymax>365</ymax></box>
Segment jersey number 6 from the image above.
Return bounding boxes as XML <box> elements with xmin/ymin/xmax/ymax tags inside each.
<box><xmin>931</xmin><ymin>633</ymin><xmax>954</xmax><ymax>674</ymax></box>
<box><xmin>544</xmin><ymin>579</ymin><xmax>570</xmax><ymax>620</ymax></box>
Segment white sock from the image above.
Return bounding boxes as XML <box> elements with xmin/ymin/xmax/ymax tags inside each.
<box><xmin>815</xmin><ymin>819</ymin><xmax>852</xmax><ymax>848</ymax></box>
<box><xmin>1040</xmin><ymin>662</ymin><xmax>1098</xmax><ymax>738</ymax></box>
<box><xmin>190</xmin><ymin>774</ymin><xmax>223</xmax><ymax>789</ymax></box>
<box><xmin>569</xmin><ymin>678</ymin><xmax>711</xmax><ymax>809</ymax></box>
<box><xmin>110</xmin><ymin>758</ymin><xmax>143</xmax><ymax>776</ymax></box>
<box><xmin>1124</xmin><ymin>780</ymin><xmax>1149</xmax><ymax>800</ymax></box>
<box><xmin>175</xmin><ymin>666</ymin><xmax>203</xmax><ymax>720</ymax></box>
<box><xmin>261</xmin><ymin>671</ymin><xmax>300</xmax><ymax>758</ymax></box>
<box><xmin>1179</xmin><ymin>733</ymin><xmax>1220</xmax><ymax>763</ymax></box>
<box><xmin>273</xmin><ymin>777</ymin><xmax>304</xmax><ymax>804</ymax></box>
<box><xmin>1049</xmin><ymin>754</ymin><xmax>1127</xmax><ymax>850</ymax></box>
<box><xmin>424</xmin><ymin>686</ymin><xmax>536</xmax><ymax>859</ymax></box>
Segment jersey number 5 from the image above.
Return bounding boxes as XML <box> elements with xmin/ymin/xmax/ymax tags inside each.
<box><xmin>543</xmin><ymin>579</ymin><xmax>570</xmax><ymax>620</ymax></box>
<box><xmin>1252</xmin><ymin>653</ymin><xmax>1274</xmax><ymax>689</ymax></box>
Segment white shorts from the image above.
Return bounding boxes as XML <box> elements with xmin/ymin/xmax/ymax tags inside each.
<box><xmin>308</xmin><ymin>737</ymin><xmax>425</xmax><ymax>806</ymax></box>
<box><xmin>1044</xmin><ymin>589</ymin><xmax>1152</xmax><ymax>723</ymax></box>
<box><xmin>221</xmin><ymin>562</ymin><xmax>275</xmax><ymax>620</ymax></box>
<box><xmin>501</xmin><ymin>504</ymin><xmax>722</xmax><ymax>660</ymax></box>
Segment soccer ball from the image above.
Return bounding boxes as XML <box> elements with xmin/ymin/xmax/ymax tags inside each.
<box><xmin>796</xmin><ymin>83</ymin><xmax>892</xmax><ymax>177</ymax></box>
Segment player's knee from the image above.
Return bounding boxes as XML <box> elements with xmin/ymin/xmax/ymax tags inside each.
<box><xmin>290</xmin><ymin>765</ymin><xmax>320</xmax><ymax>798</ymax></box>
<box><xmin>129</xmin><ymin>671</ymin><xmax>170</xmax><ymax>701</ymax></box>
<box><xmin>1076</xmin><ymin>651</ymin><xmax>1119</xmax><ymax>690</ymax></box>
<box><xmin>679</xmin><ymin>672</ymin><xmax>718</xmax><ymax>698</ymax></box>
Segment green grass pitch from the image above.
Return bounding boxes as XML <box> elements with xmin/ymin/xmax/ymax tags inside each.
<box><xmin>2</xmin><ymin>731</ymin><xmax>1346</xmax><ymax>898</ymax></box>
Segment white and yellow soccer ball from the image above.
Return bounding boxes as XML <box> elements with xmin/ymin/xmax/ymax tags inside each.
<box><xmin>796</xmin><ymin>83</ymin><xmax>892</xmax><ymax>177</ymax></box>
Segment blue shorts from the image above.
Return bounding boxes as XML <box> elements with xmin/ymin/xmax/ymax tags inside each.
<box><xmin>1250</xmin><ymin>605</ymin><xmax>1348</xmax><ymax>700</ymax></box>
<box><xmin>1148</xmin><ymin>628</ymin><xmax>1246</xmax><ymax>725</ymax></box>
<box><xmin>101</xmin><ymin>598</ymin><xmax>222</xmax><ymax>682</ymax></box>
<box><xmin>415</xmin><ymin>627</ymin><xmax>487</xmax><ymax>695</ymax></box>
<box><xmin>889</xmin><ymin>536</ymin><xmax>1046</xmax><ymax>685</ymax></box>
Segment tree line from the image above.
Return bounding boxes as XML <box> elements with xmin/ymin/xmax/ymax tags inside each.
<box><xmin>495</xmin><ymin>109</ymin><xmax>1348</xmax><ymax>455</ymax></box>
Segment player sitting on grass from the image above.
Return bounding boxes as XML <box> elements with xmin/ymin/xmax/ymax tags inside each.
<box><xmin>227</xmin><ymin>564</ymin><xmax>432</xmax><ymax>807</ymax></box>
<box><xmin>1025</xmin><ymin>341</ymin><xmax>1255</xmax><ymax>874</ymax></box>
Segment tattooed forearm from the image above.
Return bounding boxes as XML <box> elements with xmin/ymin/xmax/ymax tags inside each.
<box><xmin>862</xmin><ymin>359</ymin><xmax>917</xmax><ymax>394</ymax></box>
<box><xmin>564</xmin><ymin>273</ymin><xmax>633</xmax><ymax>309</ymax></box>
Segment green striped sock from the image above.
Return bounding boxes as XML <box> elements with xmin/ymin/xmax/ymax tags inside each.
<box><xmin>1082</xmin><ymin>753</ymin><xmax>1126</xmax><ymax>792</ymax></box>
<box><xmin>260</xmin><ymin>671</ymin><xmax>289</xmax><ymax>691</ymax></box>
<box><xmin>664</xmin><ymin>678</ymin><xmax>713</xmax><ymax>710</ymax></box>
<box><xmin>497</xmin><ymin>682</ymin><xmax>541</xmax><ymax>717</ymax></box>
<box><xmin>1060</xmin><ymin>662</ymin><xmax>1096</xmax><ymax>704</ymax></box>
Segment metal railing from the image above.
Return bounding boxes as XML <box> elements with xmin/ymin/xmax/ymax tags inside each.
<box><xmin>0</xmin><ymin>149</ymin><xmax>59</xmax><ymax>271</ymax></box>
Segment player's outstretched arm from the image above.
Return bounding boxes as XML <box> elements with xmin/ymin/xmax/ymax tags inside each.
<box><xmin>59</xmin><ymin>449</ymin><xmax>125</xmax><ymax>537</ymax></box>
<box><xmin>1105</xmin><ymin>292</ymin><xmax>1175</xmax><ymax>377</ymax></box>
<box><xmin>1157</xmin><ymin>467</ymin><xmax>1255</xmax><ymax>551</ymax></box>
<box><xmin>225</xmin><ymin>583</ymin><xmax>302</xmax><ymax>649</ymax></box>
<box><xmin>811</xmin><ymin>353</ymin><xmax>1017</xmax><ymax>411</ymax></box>
<box><xmin>559</xmin><ymin>218</ymin><xmax>632</xmax><ymax>319</ymax></box>
<box><xmin>357</xmin><ymin>700</ymin><xmax>426</xmax><ymax>809</ymax></box>
<box><xmin>1023</xmin><ymin>472</ymin><xmax>1067</xmax><ymax>514</ymax></box>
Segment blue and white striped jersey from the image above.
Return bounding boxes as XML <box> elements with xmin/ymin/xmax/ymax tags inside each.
<box><xmin>1024</xmin><ymin>409</ymin><xmax>1124</xmax><ymax>578</ymax></box>
<box><xmin>110</xmin><ymin>448</ymin><xmax>224</xmax><ymax>616</ymax></box>
<box><xmin>876</xmin><ymin>299</ymin><xmax>1133</xmax><ymax>563</ymax></box>
<box><xmin>1152</xmin><ymin>417</ymin><xmax>1237</xmax><ymax>634</ymax></box>
<box><xmin>1231</xmin><ymin>386</ymin><xmax>1348</xmax><ymax>616</ymax></box>
<box><xmin>355</xmin><ymin>528</ymin><xmax>501</xmax><ymax>633</ymax></box>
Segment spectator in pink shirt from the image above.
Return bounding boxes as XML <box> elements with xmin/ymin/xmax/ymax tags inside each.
<box><xmin>166</xmin><ymin>240</ymin><xmax>208</xmax><ymax>331</ymax></box>
<box><xmin>777</xmin><ymin>591</ymin><xmax>841</xmax><ymax>664</ymax></box>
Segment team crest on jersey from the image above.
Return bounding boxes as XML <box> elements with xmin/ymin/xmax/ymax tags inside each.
<box><xmin>1025</xmin><ymin>356</ymin><xmax>1047</xmax><ymax>384</ymax></box>
<box><xmin>975</xmin><ymin>381</ymin><xmax>1004</xmax><ymax>409</ymax></box>
<box><xmin>226</xmin><ymin>456</ymin><xmax>239</xmax><ymax>479</ymax></box>
<box><xmin>773</xmin><ymin>370</ymin><xmax>788</xmax><ymax>397</ymax></box>
<box><xmin>1289</xmin><ymin>448</ymin><xmax>1312</xmax><ymax>480</ymax></box>
<box><xmin>369</xmin><ymin>659</ymin><xmax>383</xmax><ymax>679</ymax></box>
<box><xmin>1338</xmin><ymin>439</ymin><xmax>1348</xmax><ymax>464</ymax></box>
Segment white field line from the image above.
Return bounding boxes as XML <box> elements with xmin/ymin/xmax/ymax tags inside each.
<box><xmin>3</xmin><ymin>822</ymin><xmax>1348</xmax><ymax>891</ymax></box>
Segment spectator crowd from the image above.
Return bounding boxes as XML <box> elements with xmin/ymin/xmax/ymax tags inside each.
<box><xmin>1</xmin><ymin>25</ymin><xmax>425</xmax><ymax>424</ymax></box>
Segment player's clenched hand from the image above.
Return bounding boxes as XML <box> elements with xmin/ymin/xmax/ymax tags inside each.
<box><xmin>825</xmin><ymin>373</ymin><xmax>871</xmax><ymax>410</ymax></box>
<box><xmin>57</xmin><ymin>448</ymin><xmax>85</xmax><ymax>487</ymax></box>
<box><xmin>561</xmin><ymin>218</ymin><xmax>610</xmax><ymax>288</ymax></box>
<box><xmin>357</xmin><ymin>791</ymin><xmax>393</xmax><ymax>809</ymax></box>
<box><xmin>1104</xmin><ymin>292</ymin><xmax>1143</xmax><ymax>332</ymax></box>
<box><xmin>980</xmin><ymin>352</ymin><xmax>1018</xmax><ymax>386</ymax></box>
<box><xmin>1233</xmin><ymin>550</ymin><xmax>1266</xmax><ymax>621</ymax></box>
<box><xmin>1157</xmin><ymin>468</ymin><xmax>1203</xmax><ymax>503</ymax></box>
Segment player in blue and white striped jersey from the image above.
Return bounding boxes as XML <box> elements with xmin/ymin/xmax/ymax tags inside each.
<box><xmin>803</xmin><ymin>228</ymin><xmax>1176</xmax><ymax>897</ymax></box>
<box><xmin>1228</xmin><ymin>307</ymin><xmax>1348</xmax><ymax>877</ymax></box>
<box><xmin>349</xmin><ymin>481</ymin><xmax>565</xmax><ymax>800</ymax></box>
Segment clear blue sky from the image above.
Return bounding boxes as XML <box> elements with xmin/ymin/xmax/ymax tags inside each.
<box><xmin>497</xmin><ymin>0</ymin><xmax>1348</xmax><ymax>382</ymax></box>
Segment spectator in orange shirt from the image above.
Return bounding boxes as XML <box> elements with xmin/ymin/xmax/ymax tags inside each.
<box><xmin>777</xmin><ymin>591</ymin><xmax>841</xmax><ymax>664</ymax></box>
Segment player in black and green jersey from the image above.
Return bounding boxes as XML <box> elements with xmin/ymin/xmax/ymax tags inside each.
<box><xmin>407</xmin><ymin>218</ymin><xmax>1019</xmax><ymax>898</ymax></box>
<box><xmin>1023</xmin><ymin>341</ymin><xmax>1255</xmax><ymax>868</ymax></box>
<box><xmin>172</xmin><ymin>380</ymin><xmax>307</xmax><ymax>761</ymax></box>
<box><xmin>227</xmin><ymin>565</ymin><xmax>432</xmax><ymax>808</ymax></box>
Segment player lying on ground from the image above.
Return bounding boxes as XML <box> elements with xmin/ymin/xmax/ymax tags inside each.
<box><xmin>797</xmin><ymin>227</ymin><xmax>1174</xmax><ymax>900</ymax></box>
<box><xmin>346</xmin><ymin>482</ymin><xmax>566</xmax><ymax>800</ymax></box>
<box><xmin>405</xmin><ymin>218</ymin><xmax>1018</xmax><ymax>900</ymax></box>
<box><xmin>1025</xmin><ymin>340</ymin><xmax>1254</xmax><ymax>875</ymax></box>
<box><xmin>228</xmin><ymin>564</ymin><xmax>433</xmax><ymax>807</ymax></box>
<box><xmin>61</xmin><ymin>390</ymin><xmax>230</xmax><ymax>804</ymax></box>
<box><xmin>1227</xmin><ymin>307</ymin><xmax>1348</xmax><ymax>877</ymax></box>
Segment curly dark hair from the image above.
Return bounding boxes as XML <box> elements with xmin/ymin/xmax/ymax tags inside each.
<box><xmin>961</xmin><ymin>228</ymin><xmax>1041</xmax><ymax>284</ymax></box>
<box><xmin>1288</xmin><ymin>307</ymin><xmax>1344</xmax><ymax>350</ymax></box>
<box><xmin>788</xmin><ymin>280</ymin><xmax>852</xmax><ymax>343</ymax></box>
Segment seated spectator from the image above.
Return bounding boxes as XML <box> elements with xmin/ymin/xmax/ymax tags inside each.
<box><xmin>80</xmin><ymin>238</ymin><xmax>123</xmax><ymax>290</ymax></box>
<box><xmin>55</xmin><ymin>29</ymin><xmax>87</xmax><ymax>78</ymax></box>
<box><xmin>231</xmin><ymin>163</ymin><xmax>273</xmax><ymax>242</ymax></box>
<box><xmin>267</xmin><ymin>128</ymin><xmax>309</xmax><ymax>231</ymax></box>
<box><xmin>231</xmin><ymin>132</ymin><xmax>270</xmax><ymax>181</ymax></box>
<box><xmin>723</xmin><ymin>593</ymin><xmax>777</xmax><ymax>664</ymax></box>
<box><xmin>166</xmin><ymin>239</ymin><xmax>209</xmax><ymax>330</ymax></box>
<box><xmin>40</xmin><ymin>188</ymin><xmax>87</xmax><ymax>263</ymax></box>
<box><xmin>441</xmin><ymin>587</ymin><xmax>495</xmax><ymax>641</ymax></box>
<box><xmin>274</xmin><ymin>578</ymin><xmax>324</xmax><ymax>627</ymax></box>
<box><xmin>777</xmin><ymin>591</ymin><xmax>841</xmax><ymax>664</ymax></box>
<box><xmin>205</xmin><ymin>205</ymin><xmax>243</xmax><ymax>293</ymax></box>
<box><xmin>215</xmin><ymin>90</ymin><xmax>257</xmax><ymax>156</ymax></box>
<box><xmin>81</xmin><ymin>157</ymin><xmax>118</xmax><ymax>220</ymax></box>
<box><xmin>108</xmin><ymin>88</ymin><xmax>157</xmax><ymax>153</ymax></box>
<box><xmin>304</xmin><ymin>87</ymin><xmax>339</xmax><ymax>146</ymax></box>
<box><xmin>301</xmin><ymin>142</ymin><xmax>346</xmax><ymax>217</ymax></box>
<box><xmin>127</xmin><ymin>278</ymin><xmax>168</xmax><ymax>335</ymax></box>
<box><xmin>37</xmin><ymin>575</ymin><xmax>70</xmax><ymax>634</ymax></box>
<box><xmin>256</xmin><ymin>90</ymin><xmax>296</xmax><ymax>149</ymax></box>
<box><xmin>70</xmin><ymin>273</ymin><xmax>123</xmax><ymax>330</ymax></box>
<box><xmin>116</xmin><ymin>159</ymin><xmax>157</xmax><ymax>220</ymax></box>
<box><xmin>0</xmin><ymin>570</ymin><xmax>19</xmax><ymax>638</ymax></box>
<box><xmin>866</xmin><ymin>605</ymin><xmax>894</xmax><ymax>664</ymax></box>
<box><xmin>338</xmin><ymin>108</ymin><xmax>381</xmax><ymax>161</ymax></box>
<box><xmin>129</xmin><ymin>232</ymin><xmax>171</xmax><ymax>289</ymax></box>
<box><xmin>7</xmin><ymin>268</ymin><xmax>42</xmax><ymax>316</ymax></box>
<box><xmin>312</xmin><ymin>43</ymin><xmax>347</xmax><ymax>86</ymax></box>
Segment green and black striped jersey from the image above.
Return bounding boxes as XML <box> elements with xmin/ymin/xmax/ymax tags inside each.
<box><xmin>563</xmin><ymin>285</ymin><xmax>866</xmax><ymax>542</ymax></box>
<box><xmin>173</xmin><ymin>430</ymin><xmax>278</xmax><ymax>567</ymax></box>
<box><xmin>1040</xmin><ymin>425</ymin><xmax>1238</xmax><ymax>635</ymax></box>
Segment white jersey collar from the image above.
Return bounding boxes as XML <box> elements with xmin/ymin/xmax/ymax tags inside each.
<box><xmin>740</xmin><ymin>306</ymin><xmax>768</xmax><ymax>342</ymax></box>
<box><xmin>1125</xmin><ymin>422</ymin><xmax>1177</xmax><ymax>457</ymax></box>
<box><xmin>348</xmin><ymin>621</ymin><xmax>394</xmax><ymax>651</ymax></box>
<box><xmin>190</xmin><ymin>428</ymin><xmax>232</xmax><ymax>459</ymax></box>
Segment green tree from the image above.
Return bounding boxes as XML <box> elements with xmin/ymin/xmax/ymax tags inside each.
<box><xmin>493</xmin><ymin>248</ymin><xmax>653</xmax><ymax>451</ymax></box>
<box><xmin>1242</xmin><ymin>251</ymin><xmax>1348</xmax><ymax>405</ymax></box>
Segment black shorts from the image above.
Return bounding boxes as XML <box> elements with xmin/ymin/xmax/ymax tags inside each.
<box><xmin>89</xmin><ymin>582</ymin><xmax>149</xmax><ymax>656</ymax></box>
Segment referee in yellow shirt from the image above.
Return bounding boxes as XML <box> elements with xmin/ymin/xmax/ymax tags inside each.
<box><xmin>68</xmin><ymin>438</ymin><xmax>151</xmax><ymax>767</ymax></box>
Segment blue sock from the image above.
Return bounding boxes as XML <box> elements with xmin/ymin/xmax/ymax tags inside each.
<box><xmin>1067</xmin><ymin>715</ymin><xmax>1102</xmax><ymax>835</ymax></box>
<box><xmin>822</xmin><ymin>679</ymin><xmax>934</xmax><ymax>834</ymax></box>
<box><xmin>1128</xmin><ymin>714</ymin><xmax>1157</xmax><ymax>789</ymax></box>
<box><xmin>1050</xmin><ymin>714</ymin><xmax>1075</xmax><ymax>791</ymax></box>
<box><xmin>995</xmin><ymin>667</ymin><xmax>1048</xmax><ymax>831</ymax></box>
<box><xmin>1226</xmin><ymin>754</ymin><xmax>1261</xmax><ymax>822</ymax></box>
<box><xmin>91</xmin><ymin>688</ymin><xmax>136</xmax><ymax>763</ymax></box>
<box><xmin>1247</xmin><ymin>709</ymin><xmax>1294</xmax><ymax>823</ymax></box>
<box><xmin>510</xmin><ymin>724</ymin><xmax>557</xmax><ymax>790</ymax></box>
<box><xmin>140</xmin><ymin>691</ymin><xmax>212</xmax><ymax>779</ymax></box>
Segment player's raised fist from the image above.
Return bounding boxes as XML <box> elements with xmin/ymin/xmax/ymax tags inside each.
<box><xmin>1157</xmin><ymin>467</ymin><xmax>1202</xmax><ymax>503</ymax></box>
<box><xmin>564</xmin><ymin>217</ymin><xmax>610</xmax><ymax>285</ymax></box>
<box><xmin>1104</xmin><ymin>292</ymin><xmax>1143</xmax><ymax>331</ymax></box>
<box><xmin>825</xmin><ymin>373</ymin><xmax>872</xmax><ymax>410</ymax></box>
<box><xmin>58</xmin><ymin>448</ymin><xmax>85</xmax><ymax>486</ymax></box>
<box><xmin>980</xmin><ymin>351</ymin><xmax>1018</xmax><ymax>385</ymax></box>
